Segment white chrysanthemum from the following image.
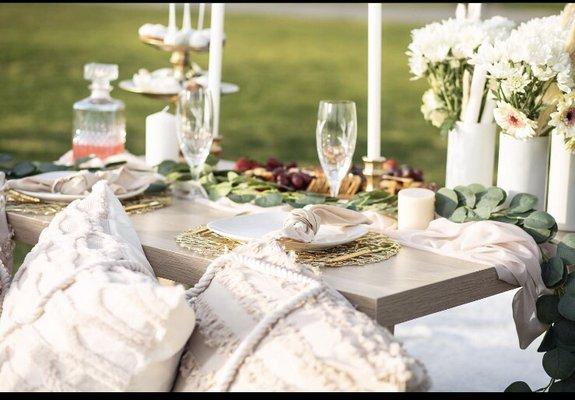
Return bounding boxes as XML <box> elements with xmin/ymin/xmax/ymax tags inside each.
<box><xmin>501</xmin><ymin>71</ymin><xmax>531</xmax><ymax>96</ymax></box>
<box><xmin>494</xmin><ymin>101</ymin><xmax>538</xmax><ymax>139</ymax></box>
<box><xmin>420</xmin><ymin>89</ymin><xmax>447</xmax><ymax>128</ymax></box>
<box><xmin>550</xmin><ymin>93</ymin><xmax>575</xmax><ymax>140</ymax></box>
<box><xmin>407</xmin><ymin>16</ymin><xmax>515</xmax><ymax>79</ymax></box>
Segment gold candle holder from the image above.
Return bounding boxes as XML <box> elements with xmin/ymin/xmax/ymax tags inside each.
<box><xmin>211</xmin><ymin>136</ymin><xmax>223</xmax><ymax>157</ymax></box>
<box><xmin>362</xmin><ymin>156</ymin><xmax>386</xmax><ymax>192</ymax></box>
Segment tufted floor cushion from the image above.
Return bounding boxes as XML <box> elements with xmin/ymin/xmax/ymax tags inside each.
<box><xmin>0</xmin><ymin>181</ymin><xmax>195</xmax><ymax>391</ymax></box>
<box><xmin>174</xmin><ymin>240</ymin><xmax>430</xmax><ymax>392</ymax></box>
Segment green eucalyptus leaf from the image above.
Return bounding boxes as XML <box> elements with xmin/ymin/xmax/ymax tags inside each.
<box><xmin>541</xmin><ymin>257</ymin><xmax>566</xmax><ymax>289</ymax></box>
<box><xmin>293</xmin><ymin>194</ymin><xmax>326</xmax><ymax>207</ymax></box>
<box><xmin>558</xmin><ymin>234</ymin><xmax>575</xmax><ymax>266</ymax></box>
<box><xmin>549</xmin><ymin>375</ymin><xmax>575</xmax><ymax>392</ymax></box>
<box><xmin>227</xmin><ymin>171</ymin><xmax>240</xmax><ymax>183</ymax></box>
<box><xmin>11</xmin><ymin>161</ymin><xmax>36</xmax><ymax>178</ymax></box>
<box><xmin>543</xmin><ymin>348</ymin><xmax>575</xmax><ymax>380</ymax></box>
<box><xmin>0</xmin><ymin>153</ymin><xmax>13</xmax><ymax>164</ymax></box>
<box><xmin>254</xmin><ymin>192</ymin><xmax>283</xmax><ymax>207</ymax></box>
<box><xmin>450</xmin><ymin>206</ymin><xmax>468</xmax><ymax>223</ymax></box>
<box><xmin>508</xmin><ymin>193</ymin><xmax>538</xmax><ymax>214</ymax></box>
<box><xmin>564</xmin><ymin>273</ymin><xmax>575</xmax><ymax>297</ymax></box>
<box><xmin>474</xmin><ymin>206</ymin><xmax>493</xmax><ymax>220</ymax></box>
<box><xmin>524</xmin><ymin>211</ymin><xmax>556</xmax><ymax>230</ymax></box>
<box><xmin>558</xmin><ymin>294</ymin><xmax>575</xmax><ymax>322</ymax></box>
<box><xmin>208</xmin><ymin>182</ymin><xmax>232</xmax><ymax>201</ymax></box>
<box><xmin>554</xmin><ymin>320</ymin><xmax>575</xmax><ymax>350</ymax></box>
<box><xmin>465</xmin><ymin>208</ymin><xmax>484</xmax><ymax>222</ymax></box>
<box><xmin>145</xmin><ymin>182</ymin><xmax>168</xmax><ymax>193</ymax></box>
<box><xmin>35</xmin><ymin>162</ymin><xmax>69</xmax><ymax>173</ymax></box>
<box><xmin>476</xmin><ymin>186</ymin><xmax>506</xmax><ymax>209</ymax></box>
<box><xmin>523</xmin><ymin>226</ymin><xmax>553</xmax><ymax>244</ymax></box>
<box><xmin>436</xmin><ymin>188</ymin><xmax>459</xmax><ymax>218</ymax></box>
<box><xmin>157</xmin><ymin>160</ymin><xmax>179</xmax><ymax>175</ymax></box>
<box><xmin>504</xmin><ymin>381</ymin><xmax>532</xmax><ymax>392</ymax></box>
<box><xmin>227</xmin><ymin>193</ymin><xmax>256</xmax><ymax>204</ymax></box>
<box><xmin>454</xmin><ymin>185</ymin><xmax>476</xmax><ymax>208</ymax></box>
<box><xmin>537</xmin><ymin>295</ymin><xmax>562</xmax><ymax>324</ymax></box>
<box><xmin>467</xmin><ymin>183</ymin><xmax>486</xmax><ymax>194</ymax></box>
<box><xmin>491</xmin><ymin>215</ymin><xmax>519</xmax><ymax>225</ymax></box>
<box><xmin>538</xmin><ymin>327</ymin><xmax>557</xmax><ymax>353</ymax></box>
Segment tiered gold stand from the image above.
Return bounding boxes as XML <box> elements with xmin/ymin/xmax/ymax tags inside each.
<box><xmin>119</xmin><ymin>34</ymin><xmax>237</xmax><ymax>155</ymax></box>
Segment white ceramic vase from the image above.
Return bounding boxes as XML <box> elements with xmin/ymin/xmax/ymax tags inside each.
<box><xmin>497</xmin><ymin>133</ymin><xmax>550</xmax><ymax>211</ymax></box>
<box><xmin>547</xmin><ymin>134</ymin><xmax>575</xmax><ymax>231</ymax></box>
<box><xmin>445</xmin><ymin>121</ymin><xmax>496</xmax><ymax>188</ymax></box>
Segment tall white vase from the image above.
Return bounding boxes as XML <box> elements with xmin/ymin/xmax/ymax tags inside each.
<box><xmin>547</xmin><ymin>134</ymin><xmax>575</xmax><ymax>231</ymax></box>
<box><xmin>445</xmin><ymin>121</ymin><xmax>496</xmax><ymax>188</ymax></box>
<box><xmin>497</xmin><ymin>133</ymin><xmax>550</xmax><ymax>211</ymax></box>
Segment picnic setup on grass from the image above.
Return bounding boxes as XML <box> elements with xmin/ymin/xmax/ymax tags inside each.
<box><xmin>2</xmin><ymin>1</ymin><xmax>575</xmax><ymax>393</ymax></box>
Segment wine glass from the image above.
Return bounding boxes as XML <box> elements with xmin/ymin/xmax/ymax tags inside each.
<box><xmin>316</xmin><ymin>100</ymin><xmax>357</xmax><ymax>198</ymax></box>
<box><xmin>175</xmin><ymin>87</ymin><xmax>214</xmax><ymax>198</ymax></box>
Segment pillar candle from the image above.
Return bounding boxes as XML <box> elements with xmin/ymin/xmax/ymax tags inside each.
<box><xmin>397</xmin><ymin>188</ymin><xmax>436</xmax><ymax>230</ymax></box>
<box><xmin>208</xmin><ymin>3</ymin><xmax>225</xmax><ymax>138</ymax></box>
<box><xmin>455</xmin><ymin>3</ymin><xmax>467</xmax><ymax>21</ymax></box>
<box><xmin>145</xmin><ymin>107</ymin><xmax>179</xmax><ymax>167</ymax></box>
<box><xmin>197</xmin><ymin>3</ymin><xmax>206</xmax><ymax>30</ymax></box>
<box><xmin>367</xmin><ymin>3</ymin><xmax>382</xmax><ymax>160</ymax></box>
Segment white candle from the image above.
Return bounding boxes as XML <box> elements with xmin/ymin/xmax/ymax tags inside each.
<box><xmin>397</xmin><ymin>188</ymin><xmax>436</xmax><ymax>230</ymax></box>
<box><xmin>467</xmin><ymin>3</ymin><xmax>482</xmax><ymax>22</ymax></box>
<box><xmin>208</xmin><ymin>3</ymin><xmax>225</xmax><ymax>138</ymax></box>
<box><xmin>183</xmin><ymin>3</ymin><xmax>192</xmax><ymax>31</ymax></box>
<box><xmin>168</xmin><ymin>3</ymin><xmax>177</xmax><ymax>33</ymax></box>
<box><xmin>367</xmin><ymin>3</ymin><xmax>382</xmax><ymax>160</ymax></box>
<box><xmin>480</xmin><ymin>91</ymin><xmax>496</xmax><ymax>123</ymax></box>
<box><xmin>145</xmin><ymin>107</ymin><xmax>179</xmax><ymax>167</ymax></box>
<box><xmin>463</xmin><ymin>65</ymin><xmax>487</xmax><ymax>124</ymax></box>
<box><xmin>197</xmin><ymin>3</ymin><xmax>206</xmax><ymax>30</ymax></box>
<box><xmin>455</xmin><ymin>3</ymin><xmax>467</xmax><ymax>21</ymax></box>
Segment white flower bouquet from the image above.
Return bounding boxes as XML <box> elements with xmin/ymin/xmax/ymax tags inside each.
<box><xmin>474</xmin><ymin>12</ymin><xmax>575</xmax><ymax>140</ymax></box>
<box><xmin>407</xmin><ymin>8</ymin><xmax>514</xmax><ymax>135</ymax></box>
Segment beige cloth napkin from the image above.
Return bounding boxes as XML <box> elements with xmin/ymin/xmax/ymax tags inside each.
<box><xmin>282</xmin><ymin>204</ymin><xmax>371</xmax><ymax>243</ymax></box>
<box><xmin>2</xmin><ymin>166</ymin><xmax>161</xmax><ymax>196</ymax></box>
<box><xmin>0</xmin><ymin>173</ymin><xmax>14</xmax><ymax>308</ymax></box>
<box><xmin>363</xmin><ymin>211</ymin><xmax>550</xmax><ymax>350</ymax></box>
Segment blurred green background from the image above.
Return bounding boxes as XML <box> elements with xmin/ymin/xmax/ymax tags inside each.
<box><xmin>0</xmin><ymin>3</ymin><xmax>565</xmax><ymax>185</ymax></box>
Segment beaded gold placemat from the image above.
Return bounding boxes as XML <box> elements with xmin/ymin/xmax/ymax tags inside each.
<box><xmin>175</xmin><ymin>225</ymin><xmax>400</xmax><ymax>268</ymax></box>
<box><xmin>5</xmin><ymin>190</ymin><xmax>172</xmax><ymax>216</ymax></box>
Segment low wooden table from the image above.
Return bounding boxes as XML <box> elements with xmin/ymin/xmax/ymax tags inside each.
<box><xmin>7</xmin><ymin>198</ymin><xmax>515</xmax><ymax>331</ymax></box>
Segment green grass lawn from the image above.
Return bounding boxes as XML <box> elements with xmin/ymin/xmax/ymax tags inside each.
<box><xmin>0</xmin><ymin>3</ymin><xmax>445</xmax><ymax>183</ymax></box>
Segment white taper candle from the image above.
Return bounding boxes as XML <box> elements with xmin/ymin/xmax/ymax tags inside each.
<box><xmin>463</xmin><ymin>65</ymin><xmax>487</xmax><ymax>124</ymax></box>
<box><xmin>183</xmin><ymin>3</ymin><xmax>192</xmax><ymax>31</ymax></box>
<box><xmin>367</xmin><ymin>3</ymin><xmax>382</xmax><ymax>160</ymax></box>
<box><xmin>208</xmin><ymin>3</ymin><xmax>225</xmax><ymax>138</ymax></box>
<box><xmin>197</xmin><ymin>3</ymin><xmax>206</xmax><ymax>30</ymax></box>
<box><xmin>467</xmin><ymin>3</ymin><xmax>482</xmax><ymax>21</ymax></box>
<box><xmin>168</xmin><ymin>3</ymin><xmax>177</xmax><ymax>32</ymax></box>
<box><xmin>455</xmin><ymin>3</ymin><xmax>467</xmax><ymax>21</ymax></box>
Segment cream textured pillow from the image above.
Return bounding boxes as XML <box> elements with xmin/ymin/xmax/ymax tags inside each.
<box><xmin>174</xmin><ymin>240</ymin><xmax>430</xmax><ymax>392</ymax></box>
<box><xmin>0</xmin><ymin>181</ymin><xmax>195</xmax><ymax>391</ymax></box>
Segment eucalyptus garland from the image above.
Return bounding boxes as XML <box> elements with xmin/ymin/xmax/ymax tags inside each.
<box><xmin>435</xmin><ymin>183</ymin><xmax>575</xmax><ymax>393</ymax></box>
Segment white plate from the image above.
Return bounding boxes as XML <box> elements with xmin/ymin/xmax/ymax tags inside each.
<box><xmin>119</xmin><ymin>78</ymin><xmax>239</xmax><ymax>96</ymax></box>
<box><xmin>14</xmin><ymin>171</ymin><xmax>148</xmax><ymax>203</ymax></box>
<box><xmin>207</xmin><ymin>211</ymin><xmax>368</xmax><ymax>251</ymax></box>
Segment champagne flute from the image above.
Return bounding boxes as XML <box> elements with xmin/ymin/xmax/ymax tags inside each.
<box><xmin>175</xmin><ymin>87</ymin><xmax>214</xmax><ymax>198</ymax></box>
<box><xmin>316</xmin><ymin>100</ymin><xmax>357</xmax><ymax>197</ymax></box>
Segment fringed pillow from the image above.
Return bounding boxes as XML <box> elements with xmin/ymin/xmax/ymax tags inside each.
<box><xmin>0</xmin><ymin>181</ymin><xmax>195</xmax><ymax>391</ymax></box>
<box><xmin>174</xmin><ymin>240</ymin><xmax>430</xmax><ymax>392</ymax></box>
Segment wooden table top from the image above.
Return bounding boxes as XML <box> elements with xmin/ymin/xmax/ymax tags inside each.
<box><xmin>7</xmin><ymin>197</ymin><xmax>515</xmax><ymax>327</ymax></box>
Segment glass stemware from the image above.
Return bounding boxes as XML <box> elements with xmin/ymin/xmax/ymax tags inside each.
<box><xmin>175</xmin><ymin>87</ymin><xmax>214</xmax><ymax>199</ymax></box>
<box><xmin>316</xmin><ymin>100</ymin><xmax>357</xmax><ymax>198</ymax></box>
